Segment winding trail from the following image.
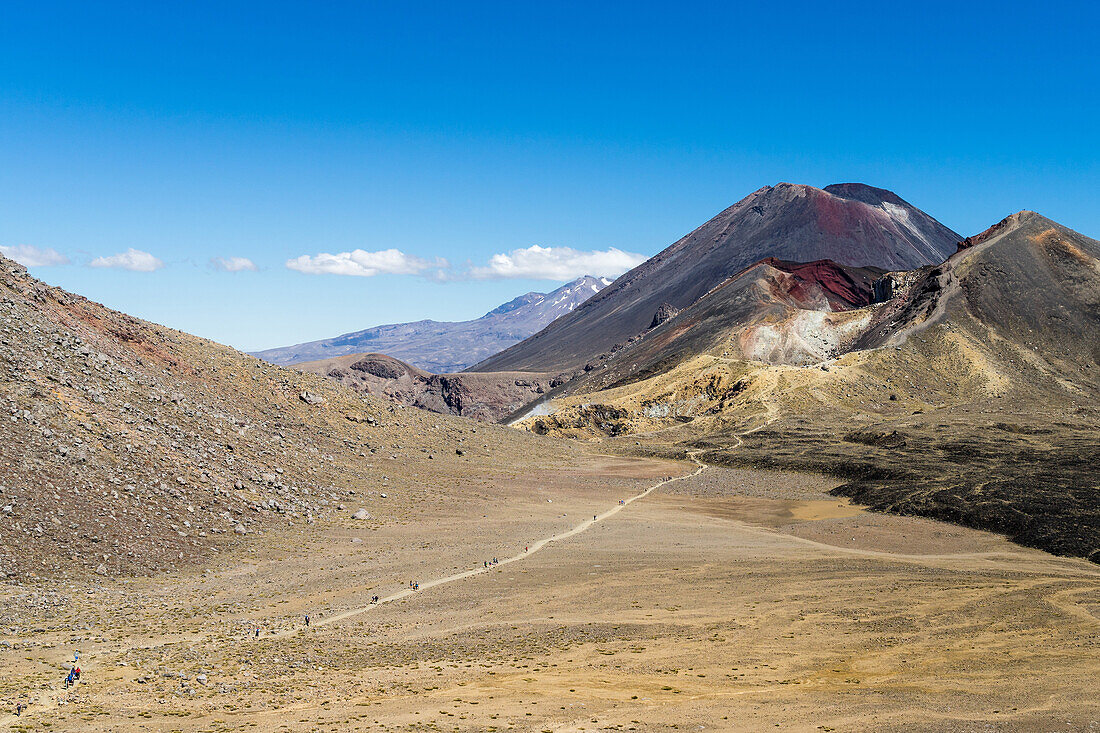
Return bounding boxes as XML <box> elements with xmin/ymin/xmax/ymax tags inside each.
<box><xmin>310</xmin><ymin>382</ymin><xmax>781</xmax><ymax>633</ymax></box>
<box><xmin>310</xmin><ymin>453</ymin><xmax>708</xmax><ymax>631</ymax></box>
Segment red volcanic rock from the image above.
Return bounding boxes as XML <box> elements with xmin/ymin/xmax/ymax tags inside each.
<box><xmin>762</xmin><ymin>258</ymin><xmax>879</xmax><ymax>309</ymax></box>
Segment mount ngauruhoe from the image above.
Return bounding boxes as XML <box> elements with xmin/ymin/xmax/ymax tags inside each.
<box><xmin>473</xmin><ymin>183</ymin><xmax>960</xmax><ymax>374</ymax></box>
<box><xmin>254</xmin><ymin>275</ymin><xmax>611</xmax><ymax>373</ymax></box>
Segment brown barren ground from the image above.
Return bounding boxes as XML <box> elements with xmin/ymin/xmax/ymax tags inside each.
<box><xmin>1</xmin><ymin>451</ymin><xmax>1097</xmax><ymax>732</ymax></box>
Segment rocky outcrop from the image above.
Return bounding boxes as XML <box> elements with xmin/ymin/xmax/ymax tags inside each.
<box><xmin>297</xmin><ymin>352</ymin><xmax>559</xmax><ymax>422</ymax></box>
<box><xmin>648</xmin><ymin>303</ymin><xmax>679</xmax><ymax>329</ymax></box>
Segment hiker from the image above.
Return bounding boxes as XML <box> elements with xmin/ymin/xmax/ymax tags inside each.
<box><xmin>15</xmin><ymin>702</ymin><xmax>24</xmax><ymax>716</ymax></box>
<box><xmin>304</xmin><ymin>614</ymin><xmax>310</xmax><ymax>626</ymax></box>
<box><xmin>74</xmin><ymin>666</ymin><xmax>81</xmax><ymax>682</ymax></box>
<box><xmin>65</xmin><ymin>669</ymin><xmax>74</xmax><ymax>688</ymax></box>
<box><xmin>254</xmin><ymin>627</ymin><xmax>260</xmax><ymax>638</ymax></box>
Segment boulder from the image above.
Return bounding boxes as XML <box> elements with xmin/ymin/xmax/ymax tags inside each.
<box><xmin>648</xmin><ymin>302</ymin><xmax>680</xmax><ymax>329</ymax></box>
<box><xmin>299</xmin><ymin>391</ymin><xmax>324</xmax><ymax>406</ymax></box>
<box><xmin>351</xmin><ymin>508</ymin><xmax>371</xmax><ymax>520</ymax></box>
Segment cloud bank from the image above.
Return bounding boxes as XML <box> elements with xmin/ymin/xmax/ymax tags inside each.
<box><xmin>286</xmin><ymin>248</ymin><xmax>447</xmax><ymax>277</ymax></box>
<box><xmin>465</xmin><ymin>245</ymin><xmax>646</xmax><ymax>281</ymax></box>
<box><xmin>0</xmin><ymin>244</ymin><xmax>69</xmax><ymax>267</ymax></box>
<box><xmin>286</xmin><ymin>245</ymin><xmax>646</xmax><ymax>282</ymax></box>
<box><xmin>211</xmin><ymin>256</ymin><xmax>257</xmax><ymax>272</ymax></box>
<box><xmin>89</xmin><ymin>248</ymin><xmax>165</xmax><ymax>272</ymax></box>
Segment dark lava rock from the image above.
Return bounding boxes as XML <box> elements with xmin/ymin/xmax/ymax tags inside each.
<box><xmin>649</xmin><ymin>303</ymin><xmax>680</xmax><ymax>329</ymax></box>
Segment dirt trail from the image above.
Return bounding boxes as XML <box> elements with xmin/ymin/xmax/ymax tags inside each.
<box><xmin>310</xmin><ymin>453</ymin><xmax>708</xmax><ymax>630</ymax></box>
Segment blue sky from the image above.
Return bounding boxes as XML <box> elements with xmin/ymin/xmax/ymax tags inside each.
<box><xmin>1</xmin><ymin>1</ymin><xmax>1097</xmax><ymax>351</ymax></box>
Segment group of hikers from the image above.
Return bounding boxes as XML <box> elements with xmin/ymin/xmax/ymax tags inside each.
<box><xmin>11</xmin><ymin>653</ymin><xmax>81</xmax><ymax>716</ymax></box>
<box><xmin>483</xmin><ymin>557</ymin><xmax>500</xmax><ymax>568</ymax></box>
<box><xmin>409</xmin><ymin>580</ymin><xmax>419</xmax><ymax>590</ymax></box>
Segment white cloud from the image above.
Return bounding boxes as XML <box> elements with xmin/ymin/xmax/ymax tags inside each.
<box><xmin>466</xmin><ymin>245</ymin><xmax>647</xmax><ymax>281</ymax></box>
<box><xmin>211</xmin><ymin>256</ymin><xmax>257</xmax><ymax>272</ymax></box>
<box><xmin>285</xmin><ymin>248</ymin><xmax>447</xmax><ymax>277</ymax></box>
<box><xmin>283</xmin><ymin>244</ymin><xmax>646</xmax><ymax>282</ymax></box>
<box><xmin>0</xmin><ymin>244</ymin><xmax>69</xmax><ymax>267</ymax></box>
<box><xmin>89</xmin><ymin>248</ymin><xmax>165</xmax><ymax>272</ymax></box>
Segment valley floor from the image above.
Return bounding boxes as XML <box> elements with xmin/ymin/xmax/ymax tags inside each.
<box><xmin>1</xmin><ymin>453</ymin><xmax>1097</xmax><ymax>732</ymax></box>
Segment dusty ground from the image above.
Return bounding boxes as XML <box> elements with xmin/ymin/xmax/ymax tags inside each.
<box><xmin>1</xmin><ymin>450</ymin><xmax>1096</xmax><ymax>732</ymax></box>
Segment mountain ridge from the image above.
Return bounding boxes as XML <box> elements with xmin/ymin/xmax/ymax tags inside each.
<box><xmin>514</xmin><ymin>210</ymin><xmax>1100</xmax><ymax>561</ymax></box>
<box><xmin>254</xmin><ymin>275</ymin><xmax>611</xmax><ymax>372</ymax></box>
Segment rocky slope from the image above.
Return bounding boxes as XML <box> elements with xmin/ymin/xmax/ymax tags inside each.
<box><xmin>516</xmin><ymin>212</ymin><xmax>1100</xmax><ymax>561</ymax></box>
<box><xmin>254</xmin><ymin>275</ymin><xmax>611</xmax><ymax>372</ymax></box>
<box><xmin>0</xmin><ymin>255</ymin><xmax>571</xmax><ymax>580</ymax></box>
<box><xmin>295</xmin><ymin>352</ymin><xmax>560</xmax><ymax>422</ymax></box>
<box><xmin>473</xmin><ymin>183</ymin><xmax>959</xmax><ymax>373</ymax></box>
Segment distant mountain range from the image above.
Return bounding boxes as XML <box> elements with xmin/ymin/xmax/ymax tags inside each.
<box><xmin>473</xmin><ymin>183</ymin><xmax>960</xmax><ymax>373</ymax></box>
<box><xmin>253</xmin><ymin>275</ymin><xmax>612</xmax><ymax>373</ymax></box>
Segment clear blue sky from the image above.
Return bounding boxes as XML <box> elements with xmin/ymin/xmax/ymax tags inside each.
<box><xmin>1</xmin><ymin>1</ymin><xmax>1097</xmax><ymax>351</ymax></box>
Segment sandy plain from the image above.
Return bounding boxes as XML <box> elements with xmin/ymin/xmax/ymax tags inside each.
<box><xmin>1</xmin><ymin>452</ymin><xmax>1097</xmax><ymax>732</ymax></box>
